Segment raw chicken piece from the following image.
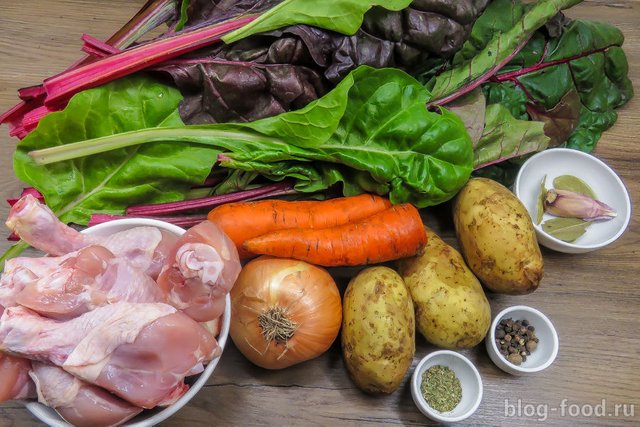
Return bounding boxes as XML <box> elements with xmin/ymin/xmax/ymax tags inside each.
<box><xmin>4</xmin><ymin>255</ymin><xmax>69</xmax><ymax>277</ymax></box>
<box><xmin>0</xmin><ymin>265</ymin><xmax>38</xmax><ymax>309</ymax></box>
<box><xmin>200</xmin><ymin>315</ymin><xmax>223</xmax><ymax>338</ymax></box>
<box><xmin>0</xmin><ymin>254</ymin><xmax>77</xmax><ymax>309</ymax></box>
<box><xmin>30</xmin><ymin>362</ymin><xmax>142</xmax><ymax>427</ymax></box>
<box><xmin>0</xmin><ymin>352</ymin><xmax>33</xmax><ymax>401</ymax></box>
<box><xmin>0</xmin><ymin>302</ymin><xmax>34</xmax><ymax>401</ymax></box>
<box><xmin>101</xmin><ymin>227</ymin><xmax>179</xmax><ymax>279</ymax></box>
<box><xmin>157</xmin><ymin>220</ymin><xmax>241</xmax><ymax>322</ymax></box>
<box><xmin>0</xmin><ymin>303</ymin><xmax>219</xmax><ymax>408</ymax></box>
<box><xmin>5</xmin><ymin>194</ymin><xmax>179</xmax><ymax>278</ymax></box>
<box><xmin>15</xmin><ymin>245</ymin><xmax>167</xmax><ymax>320</ymax></box>
<box><xmin>6</xmin><ymin>195</ymin><xmax>98</xmax><ymax>256</ymax></box>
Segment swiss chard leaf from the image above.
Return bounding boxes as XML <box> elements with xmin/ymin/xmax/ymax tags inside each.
<box><xmin>14</xmin><ymin>76</ymin><xmax>215</xmax><ymax>225</ymax></box>
<box><xmin>160</xmin><ymin>1</ymin><xmax>491</xmax><ymax>125</ymax></box>
<box><xmin>29</xmin><ymin>67</ymin><xmax>473</xmax><ymax>208</ymax></box>
<box><xmin>452</xmin><ymin>0</ymin><xmax>528</xmax><ymax>65</ymax></box>
<box><xmin>156</xmin><ymin>59</ymin><xmax>328</xmax><ymax>124</ymax></box>
<box><xmin>493</xmin><ymin>20</ymin><xmax>633</xmax><ymax>152</ymax></box>
<box><xmin>526</xmin><ymin>89</ymin><xmax>581</xmax><ymax>147</ymax></box>
<box><xmin>482</xmin><ymin>82</ymin><xmax>529</xmax><ymax>120</ymax></box>
<box><xmin>445</xmin><ymin>89</ymin><xmax>486</xmax><ymax>146</ymax></box>
<box><xmin>222</xmin><ymin>0</ymin><xmax>412</xmax><ymax>44</ymax></box>
<box><xmin>426</xmin><ymin>0</ymin><xmax>582</xmax><ymax>106</ymax></box>
<box><xmin>227</xmin><ymin>66</ymin><xmax>474</xmax><ymax>206</ymax></box>
<box><xmin>474</xmin><ymin>103</ymin><xmax>549</xmax><ymax>169</ymax></box>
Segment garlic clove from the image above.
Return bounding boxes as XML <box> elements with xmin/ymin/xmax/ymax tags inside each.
<box><xmin>544</xmin><ymin>189</ymin><xmax>617</xmax><ymax>221</ymax></box>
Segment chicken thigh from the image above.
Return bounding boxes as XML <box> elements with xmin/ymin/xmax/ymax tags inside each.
<box><xmin>30</xmin><ymin>362</ymin><xmax>142</xmax><ymax>427</ymax></box>
<box><xmin>0</xmin><ymin>303</ymin><xmax>219</xmax><ymax>408</ymax></box>
<box><xmin>14</xmin><ymin>245</ymin><xmax>166</xmax><ymax>320</ymax></box>
<box><xmin>157</xmin><ymin>220</ymin><xmax>241</xmax><ymax>322</ymax></box>
<box><xmin>0</xmin><ymin>304</ymin><xmax>33</xmax><ymax>402</ymax></box>
<box><xmin>5</xmin><ymin>195</ymin><xmax>179</xmax><ymax>278</ymax></box>
<box><xmin>6</xmin><ymin>195</ymin><xmax>98</xmax><ymax>256</ymax></box>
<box><xmin>0</xmin><ymin>352</ymin><xmax>33</xmax><ymax>401</ymax></box>
<box><xmin>0</xmin><ymin>253</ymin><xmax>77</xmax><ymax>309</ymax></box>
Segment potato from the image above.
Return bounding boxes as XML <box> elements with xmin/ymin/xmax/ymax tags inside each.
<box><xmin>397</xmin><ymin>228</ymin><xmax>491</xmax><ymax>349</ymax></box>
<box><xmin>453</xmin><ymin>177</ymin><xmax>543</xmax><ymax>294</ymax></box>
<box><xmin>341</xmin><ymin>266</ymin><xmax>415</xmax><ymax>394</ymax></box>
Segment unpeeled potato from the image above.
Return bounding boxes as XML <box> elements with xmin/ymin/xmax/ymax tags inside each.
<box><xmin>453</xmin><ymin>177</ymin><xmax>543</xmax><ymax>294</ymax></box>
<box><xmin>398</xmin><ymin>228</ymin><xmax>491</xmax><ymax>349</ymax></box>
<box><xmin>341</xmin><ymin>267</ymin><xmax>415</xmax><ymax>394</ymax></box>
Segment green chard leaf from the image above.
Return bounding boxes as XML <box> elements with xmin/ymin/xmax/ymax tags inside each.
<box><xmin>526</xmin><ymin>89</ymin><xmax>581</xmax><ymax>147</ymax></box>
<box><xmin>452</xmin><ymin>0</ymin><xmax>528</xmax><ymax>65</ymax></box>
<box><xmin>224</xmin><ymin>67</ymin><xmax>474</xmax><ymax>206</ymax></box>
<box><xmin>426</xmin><ymin>0</ymin><xmax>582</xmax><ymax>105</ymax></box>
<box><xmin>26</xmin><ymin>66</ymin><xmax>473</xmax><ymax>209</ymax></box>
<box><xmin>14</xmin><ymin>76</ymin><xmax>216</xmax><ymax>225</ymax></box>
<box><xmin>465</xmin><ymin>2</ymin><xmax>632</xmax><ymax>184</ymax></box>
<box><xmin>445</xmin><ymin>89</ymin><xmax>486</xmax><ymax>146</ymax></box>
<box><xmin>222</xmin><ymin>0</ymin><xmax>412</xmax><ymax>43</ymax></box>
<box><xmin>494</xmin><ymin>20</ymin><xmax>633</xmax><ymax>152</ymax></box>
<box><xmin>482</xmin><ymin>82</ymin><xmax>530</xmax><ymax>121</ymax></box>
<box><xmin>542</xmin><ymin>217</ymin><xmax>590</xmax><ymax>242</ymax></box>
<box><xmin>474</xmin><ymin>103</ymin><xmax>549</xmax><ymax>169</ymax></box>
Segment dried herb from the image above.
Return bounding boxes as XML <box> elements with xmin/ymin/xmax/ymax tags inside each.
<box><xmin>553</xmin><ymin>175</ymin><xmax>596</xmax><ymax>199</ymax></box>
<box><xmin>542</xmin><ymin>217</ymin><xmax>590</xmax><ymax>242</ymax></box>
<box><xmin>495</xmin><ymin>318</ymin><xmax>539</xmax><ymax>366</ymax></box>
<box><xmin>537</xmin><ymin>174</ymin><xmax>615</xmax><ymax>241</ymax></box>
<box><xmin>421</xmin><ymin>365</ymin><xmax>462</xmax><ymax>413</ymax></box>
<box><xmin>536</xmin><ymin>175</ymin><xmax>547</xmax><ymax>225</ymax></box>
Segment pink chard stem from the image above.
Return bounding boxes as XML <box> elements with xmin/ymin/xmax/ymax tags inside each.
<box><xmin>43</xmin><ymin>15</ymin><xmax>257</xmax><ymax>107</ymax></box>
<box><xmin>428</xmin><ymin>37</ymin><xmax>532</xmax><ymax>109</ymax></box>
<box><xmin>88</xmin><ymin>214</ymin><xmax>208</xmax><ymax>228</ymax></box>
<box><xmin>126</xmin><ymin>180</ymin><xmax>295</xmax><ymax>216</ymax></box>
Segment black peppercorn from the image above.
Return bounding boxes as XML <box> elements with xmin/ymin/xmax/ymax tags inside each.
<box><xmin>494</xmin><ymin>318</ymin><xmax>540</xmax><ymax>366</ymax></box>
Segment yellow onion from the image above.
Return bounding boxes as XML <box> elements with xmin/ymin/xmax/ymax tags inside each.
<box><xmin>230</xmin><ymin>256</ymin><xmax>342</xmax><ymax>369</ymax></box>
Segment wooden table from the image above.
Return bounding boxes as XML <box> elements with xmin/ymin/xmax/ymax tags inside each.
<box><xmin>0</xmin><ymin>1</ymin><xmax>638</xmax><ymax>425</ymax></box>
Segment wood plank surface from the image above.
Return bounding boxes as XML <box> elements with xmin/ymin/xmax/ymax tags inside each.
<box><xmin>0</xmin><ymin>1</ymin><xmax>638</xmax><ymax>426</ymax></box>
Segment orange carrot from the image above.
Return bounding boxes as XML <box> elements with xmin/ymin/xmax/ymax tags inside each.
<box><xmin>207</xmin><ymin>194</ymin><xmax>392</xmax><ymax>259</ymax></box>
<box><xmin>242</xmin><ymin>204</ymin><xmax>427</xmax><ymax>267</ymax></box>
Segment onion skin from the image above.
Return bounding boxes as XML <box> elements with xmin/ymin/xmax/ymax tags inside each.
<box><xmin>229</xmin><ymin>256</ymin><xmax>342</xmax><ymax>369</ymax></box>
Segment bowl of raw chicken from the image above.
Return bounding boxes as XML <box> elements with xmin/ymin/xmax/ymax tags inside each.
<box><xmin>0</xmin><ymin>195</ymin><xmax>241</xmax><ymax>426</ymax></box>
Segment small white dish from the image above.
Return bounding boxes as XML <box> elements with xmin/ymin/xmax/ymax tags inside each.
<box><xmin>411</xmin><ymin>350</ymin><xmax>483</xmax><ymax>423</ymax></box>
<box><xmin>486</xmin><ymin>305</ymin><xmax>558</xmax><ymax>376</ymax></box>
<box><xmin>25</xmin><ymin>218</ymin><xmax>231</xmax><ymax>427</ymax></box>
<box><xmin>513</xmin><ymin>148</ymin><xmax>631</xmax><ymax>253</ymax></box>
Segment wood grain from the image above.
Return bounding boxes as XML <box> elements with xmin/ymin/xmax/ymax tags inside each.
<box><xmin>0</xmin><ymin>1</ymin><xmax>639</xmax><ymax>426</ymax></box>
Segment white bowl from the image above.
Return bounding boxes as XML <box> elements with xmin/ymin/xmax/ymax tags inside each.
<box><xmin>24</xmin><ymin>218</ymin><xmax>231</xmax><ymax>426</ymax></box>
<box><xmin>485</xmin><ymin>305</ymin><xmax>558</xmax><ymax>376</ymax></box>
<box><xmin>513</xmin><ymin>148</ymin><xmax>632</xmax><ymax>253</ymax></box>
<box><xmin>411</xmin><ymin>350</ymin><xmax>483</xmax><ymax>423</ymax></box>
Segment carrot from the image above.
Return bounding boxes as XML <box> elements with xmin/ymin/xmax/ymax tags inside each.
<box><xmin>207</xmin><ymin>194</ymin><xmax>392</xmax><ymax>259</ymax></box>
<box><xmin>242</xmin><ymin>204</ymin><xmax>427</xmax><ymax>267</ymax></box>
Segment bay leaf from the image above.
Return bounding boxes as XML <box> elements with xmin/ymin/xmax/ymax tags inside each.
<box><xmin>542</xmin><ymin>217</ymin><xmax>591</xmax><ymax>242</ymax></box>
<box><xmin>536</xmin><ymin>175</ymin><xmax>547</xmax><ymax>225</ymax></box>
<box><xmin>553</xmin><ymin>175</ymin><xmax>597</xmax><ymax>199</ymax></box>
